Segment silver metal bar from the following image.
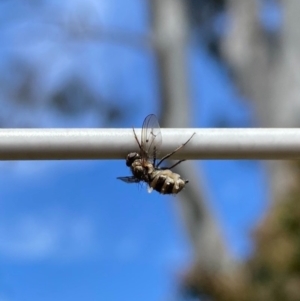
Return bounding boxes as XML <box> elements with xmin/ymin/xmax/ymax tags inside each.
<box><xmin>0</xmin><ymin>128</ymin><xmax>299</xmax><ymax>160</ymax></box>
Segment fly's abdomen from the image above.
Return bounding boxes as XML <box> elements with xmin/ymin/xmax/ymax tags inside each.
<box><xmin>149</xmin><ymin>170</ymin><xmax>186</xmax><ymax>194</ymax></box>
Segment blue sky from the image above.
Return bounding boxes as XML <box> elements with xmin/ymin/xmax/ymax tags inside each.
<box><xmin>0</xmin><ymin>161</ymin><xmax>191</xmax><ymax>301</ymax></box>
<box><xmin>0</xmin><ymin>0</ymin><xmax>273</xmax><ymax>300</ymax></box>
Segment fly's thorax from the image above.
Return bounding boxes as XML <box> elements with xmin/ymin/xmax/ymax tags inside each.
<box><xmin>143</xmin><ymin>161</ymin><xmax>155</xmax><ymax>174</ymax></box>
<box><xmin>127</xmin><ymin>156</ymin><xmax>154</xmax><ymax>182</ymax></box>
<box><xmin>130</xmin><ymin>159</ymin><xmax>144</xmax><ymax>179</ymax></box>
<box><xmin>149</xmin><ymin>169</ymin><xmax>187</xmax><ymax>194</ymax></box>
<box><xmin>136</xmin><ymin>161</ymin><xmax>154</xmax><ymax>181</ymax></box>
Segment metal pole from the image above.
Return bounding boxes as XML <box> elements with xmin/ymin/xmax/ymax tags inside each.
<box><xmin>0</xmin><ymin>128</ymin><xmax>299</xmax><ymax>160</ymax></box>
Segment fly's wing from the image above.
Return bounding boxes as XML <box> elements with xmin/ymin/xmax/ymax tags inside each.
<box><xmin>141</xmin><ymin>114</ymin><xmax>162</xmax><ymax>161</ymax></box>
<box><xmin>117</xmin><ymin>176</ymin><xmax>141</xmax><ymax>183</ymax></box>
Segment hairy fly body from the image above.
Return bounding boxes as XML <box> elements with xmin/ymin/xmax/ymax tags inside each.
<box><xmin>117</xmin><ymin>114</ymin><xmax>195</xmax><ymax>195</ymax></box>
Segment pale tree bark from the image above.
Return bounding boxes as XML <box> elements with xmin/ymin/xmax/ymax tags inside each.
<box><xmin>222</xmin><ymin>0</ymin><xmax>300</xmax><ymax>202</ymax></box>
<box><xmin>150</xmin><ymin>0</ymin><xmax>233</xmax><ymax>274</ymax></box>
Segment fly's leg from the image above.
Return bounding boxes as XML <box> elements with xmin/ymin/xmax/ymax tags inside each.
<box><xmin>160</xmin><ymin>159</ymin><xmax>186</xmax><ymax>170</ymax></box>
<box><xmin>132</xmin><ymin>128</ymin><xmax>142</xmax><ymax>151</ymax></box>
<box><xmin>152</xmin><ymin>146</ymin><xmax>158</xmax><ymax>166</ymax></box>
<box><xmin>156</xmin><ymin>133</ymin><xmax>195</xmax><ymax>168</ymax></box>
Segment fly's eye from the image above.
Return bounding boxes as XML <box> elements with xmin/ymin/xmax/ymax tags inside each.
<box><xmin>127</xmin><ymin>153</ymin><xmax>136</xmax><ymax>160</ymax></box>
<box><xmin>126</xmin><ymin>152</ymin><xmax>139</xmax><ymax>166</ymax></box>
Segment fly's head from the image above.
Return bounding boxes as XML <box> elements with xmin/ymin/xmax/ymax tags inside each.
<box><xmin>126</xmin><ymin>152</ymin><xmax>141</xmax><ymax>167</ymax></box>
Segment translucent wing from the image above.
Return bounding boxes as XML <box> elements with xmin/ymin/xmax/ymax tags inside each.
<box><xmin>117</xmin><ymin>176</ymin><xmax>141</xmax><ymax>183</ymax></box>
<box><xmin>141</xmin><ymin>114</ymin><xmax>162</xmax><ymax>160</ymax></box>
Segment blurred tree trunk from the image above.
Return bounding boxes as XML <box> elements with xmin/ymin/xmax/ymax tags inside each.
<box><xmin>222</xmin><ymin>0</ymin><xmax>300</xmax><ymax>202</ymax></box>
<box><xmin>149</xmin><ymin>0</ymin><xmax>233</xmax><ymax>274</ymax></box>
<box><xmin>149</xmin><ymin>0</ymin><xmax>300</xmax><ymax>298</ymax></box>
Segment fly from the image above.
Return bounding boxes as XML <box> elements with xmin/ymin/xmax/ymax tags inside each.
<box><xmin>117</xmin><ymin>114</ymin><xmax>195</xmax><ymax>194</ymax></box>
